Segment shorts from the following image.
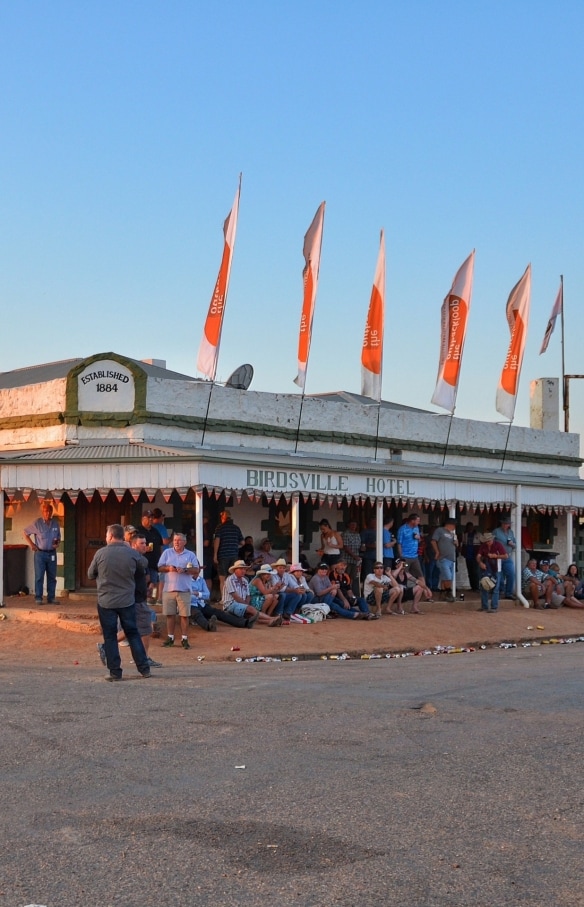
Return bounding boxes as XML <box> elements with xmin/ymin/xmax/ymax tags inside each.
<box><xmin>218</xmin><ymin>556</ymin><xmax>237</xmax><ymax>577</ymax></box>
<box><xmin>404</xmin><ymin>558</ymin><xmax>423</xmax><ymax>579</ymax></box>
<box><xmin>162</xmin><ymin>590</ymin><xmax>191</xmax><ymax>617</ymax></box>
<box><xmin>224</xmin><ymin>600</ymin><xmax>247</xmax><ymax>619</ymax></box>
<box><xmin>366</xmin><ymin>589</ymin><xmax>390</xmax><ymax>606</ymax></box>
<box><xmin>401</xmin><ymin>586</ymin><xmax>415</xmax><ymax>602</ymax></box>
<box><xmin>437</xmin><ymin>558</ymin><xmax>454</xmax><ymax>582</ymax></box>
<box><xmin>135</xmin><ymin>600</ymin><xmax>153</xmax><ymax>636</ymax></box>
<box><xmin>548</xmin><ymin>592</ymin><xmax>565</xmax><ymax>609</ymax></box>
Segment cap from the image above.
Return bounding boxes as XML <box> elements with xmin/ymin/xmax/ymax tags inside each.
<box><xmin>318</xmin><ymin>563</ymin><xmax>329</xmax><ymax>569</ymax></box>
<box><xmin>540</xmin><ymin>559</ymin><xmax>550</xmax><ymax>565</ymax></box>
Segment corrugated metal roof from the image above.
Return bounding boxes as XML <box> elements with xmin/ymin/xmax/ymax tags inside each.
<box><xmin>2</xmin><ymin>442</ymin><xmax>192</xmax><ymax>462</ymax></box>
<box><xmin>0</xmin><ymin>354</ymin><xmax>200</xmax><ymax>389</ymax></box>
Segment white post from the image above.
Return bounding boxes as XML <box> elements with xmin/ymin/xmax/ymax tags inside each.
<box><xmin>515</xmin><ymin>485</ymin><xmax>529</xmax><ymax>608</ymax></box>
<box><xmin>291</xmin><ymin>494</ymin><xmax>300</xmax><ymax>564</ymax></box>
<box><xmin>376</xmin><ymin>498</ymin><xmax>384</xmax><ymax>564</ymax></box>
<box><xmin>566</xmin><ymin>509</ymin><xmax>574</xmax><ymax>566</ymax></box>
<box><xmin>195</xmin><ymin>489</ymin><xmax>204</xmax><ymax>567</ymax></box>
<box><xmin>448</xmin><ymin>501</ymin><xmax>457</xmax><ymax>598</ymax></box>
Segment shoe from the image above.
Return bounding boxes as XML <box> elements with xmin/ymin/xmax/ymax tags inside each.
<box><xmin>147</xmin><ymin>657</ymin><xmax>163</xmax><ymax>668</ymax></box>
<box><xmin>47</xmin><ymin>600</ymin><xmax>55</xmax><ymax>605</ymax></box>
<box><xmin>181</xmin><ymin>637</ymin><xmax>190</xmax><ymax>649</ymax></box>
<box><xmin>97</xmin><ymin>643</ymin><xmax>107</xmax><ymax>666</ymax></box>
<box><xmin>162</xmin><ymin>637</ymin><xmax>175</xmax><ymax>647</ymax></box>
<box><xmin>34</xmin><ymin>599</ymin><xmax>43</xmax><ymax>605</ymax></box>
<box><xmin>140</xmin><ymin>670</ymin><xmax>152</xmax><ymax>678</ymax></box>
<box><xmin>207</xmin><ymin>615</ymin><xmax>218</xmax><ymax>632</ymax></box>
<box><xmin>270</xmin><ymin>615</ymin><xmax>283</xmax><ymax>626</ymax></box>
<box><xmin>105</xmin><ymin>674</ymin><xmax>122</xmax><ymax>682</ymax></box>
<box><xmin>119</xmin><ymin>639</ymin><xmax>130</xmax><ymax>647</ymax></box>
<box><xmin>444</xmin><ymin>594</ymin><xmax>455</xmax><ymax>603</ymax></box>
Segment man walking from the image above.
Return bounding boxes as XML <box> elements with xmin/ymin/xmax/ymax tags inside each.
<box><xmin>23</xmin><ymin>501</ymin><xmax>61</xmax><ymax>604</ymax></box>
<box><xmin>88</xmin><ymin>523</ymin><xmax>151</xmax><ymax>681</ymax></box>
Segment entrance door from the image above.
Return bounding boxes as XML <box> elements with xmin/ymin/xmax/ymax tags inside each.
<box><xmin>76</xmin><ymin>492</ymin><xmax>133</xmax><ymax>588</ymax></box>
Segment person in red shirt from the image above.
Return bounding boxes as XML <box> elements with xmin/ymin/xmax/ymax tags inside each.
<box><xmin>476</xmin><ymin>532</ymin><xmax>507</xmax><ymax>612</ymax></box>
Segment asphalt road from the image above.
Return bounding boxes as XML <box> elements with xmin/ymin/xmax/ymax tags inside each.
<box><xmin>1</xmin><ymin>646</ymin><xmax>583</xmax><ymax>907</ymax></box>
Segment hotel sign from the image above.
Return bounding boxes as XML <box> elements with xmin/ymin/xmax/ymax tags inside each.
<box><xmin>246</xmin><ymin>469</ymin><xmax>416</xmax><ymax>497</ymax></box>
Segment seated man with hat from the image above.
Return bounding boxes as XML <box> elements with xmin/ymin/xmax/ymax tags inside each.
<box><xmin>269</xmin><ymin>558</ymin><xmax>306</xmax><ymax>621</ymax></box>
<box><xmin>222</xmin><ymin>560</ymin><xmax>282</xmax><ymax>626</ymax></box>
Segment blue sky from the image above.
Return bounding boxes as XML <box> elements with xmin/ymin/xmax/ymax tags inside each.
<box><xmin>1</xmin><ymin>1</ymin><xmax>583</xmax><ymax>436</ymax></box>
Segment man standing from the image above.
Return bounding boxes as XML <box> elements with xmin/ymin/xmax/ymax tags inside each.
<box><xmin>213</xmin><ymin>509</ymin><xmax>244</xmax><ymax>593</ymax></box>
<box><xmin>341</xmin><ymin>520</ymin><xmax>363</xmax><ymax>595</ymax></box>
<box><xmin>431</xmin><ymin>518</ymin><xmax>459</xmax><ymax>602</ymax></box>
<box><xmin>88</xmin><ymin>523</ymin><xmax>151</xmax><ymax>681</ymax></box>
<box><xmin>140</xmin><ymin>511</ymin><xmax>162</xmax><ymax>603</ymax></box>
<box><xmin>23</xmin><ymin>501</ymin><xmax>61</xmax><ymax>604</ymax></box>
<box><xmin>158</xmin><ymin>533</ymin><xmax>199</xmax><ymax>649</ymax></box>
<box><xmin>493</xmin><ymin>517</ymin><xmax>517</xmax><ymax>599</ymax></box>
<box><xmin>476</xmin><ymin>531</ymin><xmax>507</xmax><ymax>613</ymax></box>
<box><xmin>396</xmin><ymin>514</ymin><xmax>423</xmax><ymax>578</ymax></box>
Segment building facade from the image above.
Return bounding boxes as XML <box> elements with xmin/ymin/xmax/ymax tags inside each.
<box><xmin>1</xmin><ymin>352</ymin><xmax>583</xmax><ymax>598</ymax></box>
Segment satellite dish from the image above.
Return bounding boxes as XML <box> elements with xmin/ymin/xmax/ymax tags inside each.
<box><xmin>225</xmin><ymin>363</ymin><xmax>254</xmax><ymax>390</ymax></box>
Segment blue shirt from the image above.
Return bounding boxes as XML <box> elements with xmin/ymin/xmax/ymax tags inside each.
<box><xmin>190</xmin><ymin>575</ymin><xmax>211</xmax><ymax>607</ymax></box>
<box><xmin>24</xmin><ymin>517</ymin><xmax>61</xmax><ymax>551</ymax></box>
<box><xmin>397</xmin><ymin>523</ymin><xmax>420</xmax><ymax>558</ymax></box>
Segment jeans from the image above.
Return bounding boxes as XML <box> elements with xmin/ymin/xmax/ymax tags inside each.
<box><xmin>275</xmin><ymin>591</ymin><xmax>303</xmax><ymax>617</ymax></box>
<box><xmin>479</xmin><ymin>573</ymin><xmax>501</xmax><ymax>611</ymax></box>
<box><xmin>191</xmin><ymin>602</ymin><xmax>246</xmax><ymax>629</ymax></box>
<box><xmin>329</xmin><ymin>596</ymin><xmax>360</xmax><ymax>619</ymax></box>
<box><xmin>500</xmin><ymin>558</ymin><xmax>516</xmax><ymax>597</ymax></box>
<box><xmin>34</xmin><ymin>549</ymin><xmax>57</xmax><ymax>602</ymax></box>
<box><xmin>98</xmin><ymin>604</ymin><xmax>149</xmax><ymax>678</ymax></box>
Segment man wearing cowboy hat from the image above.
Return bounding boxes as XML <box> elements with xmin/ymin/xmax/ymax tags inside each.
<box><xmin>222</xmin><ymin>560</ymin><xmax>282</xmax><ymax>626</ymax></box>
<box><xmin>269</xmin><ymin>558</ymin><xmax>305</xmax><ymax>621</ymax></box>
<box><xmin>476</xmin><ymin>532</ymin><xmax>507</xmax><ymax>612</ymax></box>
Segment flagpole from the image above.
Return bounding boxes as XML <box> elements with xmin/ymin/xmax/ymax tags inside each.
<box><xmin>560</xmin><ymin>275</ymin><xmax>567</xmax><ymax>430</ymax></box>
<box><xmin>200</xmin><ymin>381</ymin><xmax>214</xmax><ymax>447</ymax></box>
<box><xmin>441</xmin><ymin>409</ymin><xmax>456</xmax><ymax>466</ymax></box>
<box><xmin>500</xmin><ymin>418</ymin><xmax>514</xmax><ymax>472</ymax></box>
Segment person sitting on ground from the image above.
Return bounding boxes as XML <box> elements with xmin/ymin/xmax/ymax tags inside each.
<box><xmin>521</xmin><ymin>559</ymin><xmax>558</xmax><ymax>609</ymax></box>
<box><xmin>307</xmin><ymin>562</ymin><xmax>365</xmax><ymax>620</ymax></box>
<box><xmin>269</xmin><ymin>558</ymin><xmax>306</xmax><ymax>621</ymax></box>
<box><xmin>189</xmin><ymin>564</ymin><xmax>254</xmax><ymax>630</ymax></box>
<box><xmin>363</xmin><ymin>562</ymin><xmax>402</xmax><ymax>616</ymax></box>
<box><xmin>249</xmin><ymin>565</ymin><xmax>280</xmax><ymax>616</ymax></box>
<box><xmin>390</xmin><ymin>559</ymin><xmax>429</xmax><ymax>614</ymax></box>
<box><xmin>288</xmin><ymin>564</ymin><xmax>315</xmax><ymax>603</ymax></box>
<box><xmin>563</xmin><ymin>564</ymin><xmax>584</xmax><ymax>599</ymax></box>
<box><xmin>318</xmin><ymin>519</ymin><xmax>344</xmax><ymax>567</ymax></box>
<box><xmin>329</xmin><ymin>561</ymin><xmax>374</xmax><ymax>618</ymax></box>
<box><xmin>222</xmin><ymin>560</ymin><xmax>282</xmax><ymax>626</ymax></box>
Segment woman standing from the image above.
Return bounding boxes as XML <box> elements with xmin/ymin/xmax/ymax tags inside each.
<box><xmin>318</xmin><ymin>519</ymin><xmax>343</xmax><ymax>567</ymax></box>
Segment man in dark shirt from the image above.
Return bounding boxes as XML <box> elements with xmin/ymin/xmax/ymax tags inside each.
<box><xmin>213</xmin><ymin>509</ymin><xmax>244</xmax><ymax>594</ymax></box>
<box><xmin>140</xmin><ymin>511</ymin><xmax>162</xmax><ymax>603</ymax></box>
<box><xmin>88</xmin><ymin>523</ymin><xmax>151</xmax><ymax>681</ymax></box>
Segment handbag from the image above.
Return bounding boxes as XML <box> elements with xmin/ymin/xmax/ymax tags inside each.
<box><xmin>480</xmin><ymin>575</ymin><xmax>496</xmax><ymax>592</ymax></box>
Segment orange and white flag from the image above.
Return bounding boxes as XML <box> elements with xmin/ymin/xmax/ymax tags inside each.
<box><xmin>539</xmin><ymin>279</ymin><xmax>563</xmax><ymax>354</ymax></box>
<box><xmin>361</xmin><ymin>229</ymin><xmax>385</xmax><ymax>401</ymax></box>
<box><xmin>197</xmin><ymin>177</ymin><xmax>241</xmax><ymax>381</ymax></box>
<box><xmin>294</xmin><ymin>202</ymin><xmax>325</xmax><ymax>389</ymax></box>
<box><xmin>431</xmin><ymin>250</ymin><xmax>475</xmax><ymax>412</ymax></box>
<box><xmin>496</xmin><ymin>264</ymin><xmax>532</xmax><ymax>420</ymax></box>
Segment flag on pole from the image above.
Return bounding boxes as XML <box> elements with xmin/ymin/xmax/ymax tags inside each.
<box><xmin>196</xmin><ymin>177</ymin><xmax>242</xmax><ymax>381</ymax></box>
<box><xmin>361</xmin><ymin>229</ymin><xmax>385</xmax><ymax>401</ymax></box>
<box><xmin>294</xmin><ymin>202</ymin><xmax>325</xmax><ymax>389</ymax></box>
<box><xmin>431</xmin><ymin>250</ymin><xmax>475</xmax><ymax>412</ymax></box>
<box><xmin>539</xmin><ymin>280</ymin><xmax>563</xmax><ymax>354</ymax></box>
<box><xmin>496</xmin><ymin>264</ymin><xmax>532</xmax><ymax>420</ymax></box>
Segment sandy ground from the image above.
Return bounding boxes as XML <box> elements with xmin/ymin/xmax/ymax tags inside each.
<box><xmin>1</xmin><ymin>591</ymin><xmax>583</xmax><ymax>667</ymax></box>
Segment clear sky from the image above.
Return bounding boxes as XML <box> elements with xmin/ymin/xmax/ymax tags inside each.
<box><xmin>1</xmin><ymin>1</ymin><xmax>583</xmax><ymax>437</ymax></box>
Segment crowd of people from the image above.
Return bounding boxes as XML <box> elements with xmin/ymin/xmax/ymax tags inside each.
<box><xmin>21</xmin><ymin>501</ymin><xmax>583</xmax><ymax>680</ymax></box>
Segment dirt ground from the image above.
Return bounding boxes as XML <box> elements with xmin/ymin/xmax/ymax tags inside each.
<box><xmin>1</xmin><ymin>591</ymin><xmax>583</xmax><ymax>668</ymax></box>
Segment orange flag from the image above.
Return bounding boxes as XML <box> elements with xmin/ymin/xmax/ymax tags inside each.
<box><xmin>294</xmin><ymin>202</ymin><xmax>325</xmax><ymax>389</ymax></box>
<box><xmin>361</xmin><ymin>229</ymin><xmax>385</xmax><ymax>401</ymax></box>
<box><xmin>197</xmin><ymin>177</ymin><xmax>241</xmax><ymax>381</ymax></box>
<box><xmin>431</xmin><ymin>250</ymin><xmax>475</xmax><ymax>412</ymax></box>
<box><xmin>496</xmin><ymin>264</ymin><xmax>532</xmax><ymax>420</ymax></box>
